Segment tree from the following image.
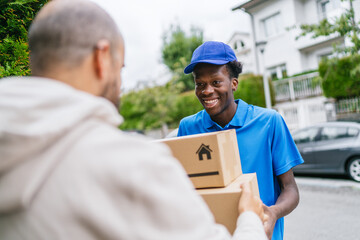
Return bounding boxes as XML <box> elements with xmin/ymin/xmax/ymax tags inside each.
<box><xmin>296</xmin><ymin>0</ymin><xmax>359</xmax><ymax>55</ymax></box>
<box><xmin>161</xmin><ymin>24</ymin><xmax>203</xmax><ymax>92</ymax></box>
<box><xmin>0</xmin><ymin>0</ymin><xmax>48</xmax><ymax>78</ymax></box>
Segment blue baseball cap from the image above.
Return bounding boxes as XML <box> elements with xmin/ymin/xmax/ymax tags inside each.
<box><xmin>184</xmin><ymin>41</ymin><xmax>237</xmax><ymax>74</ymax></box>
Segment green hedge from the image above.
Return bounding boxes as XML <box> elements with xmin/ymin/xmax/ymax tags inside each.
<box><xmin>120</xmin><ymin>85</ymin><xmax>176</xmax><ymax>130</ymax></box>
<box><xmin>120</xmin><ymin>73</ymin><xmax>277</xmax><ymax>131</ymax></box>
<box><xmin>319</xmin><ymin>54</ymin><xmax>360</xmax><ymax>99</ymax></box>
<box><xmin>0</xmin><ymin>0</ymin><xmax>49</xmax><ymax>77</ymax></box>
<box><xmin>234</xmin><ymin>73</ymin><xmax>275</xmax><ymax>107</ymax></box>
<box><xmin>168</xmin><ymin>90</ymin><xmax>203</xmax><ymax>127</ymax></box>
<box><xmin>120</xmin><ymin>88</ymin><xmax>203</xmax><ymax>130</ymax></box>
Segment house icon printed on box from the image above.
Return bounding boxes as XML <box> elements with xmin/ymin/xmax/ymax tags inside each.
<box><xmin>196</xmin><ymin>144</ymin><xmax>212</xmax><ymax>160</ymax></box>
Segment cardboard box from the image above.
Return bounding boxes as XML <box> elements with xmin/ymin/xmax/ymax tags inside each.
<box><xmin>157</xmin><ymin>129</ymin><xmax>242</xmax><ymax>188</ymax></box>
<box><xmin>197</xmin><ymin>173</ymin><xmax>259</xmax><ymax>235</ymax></box>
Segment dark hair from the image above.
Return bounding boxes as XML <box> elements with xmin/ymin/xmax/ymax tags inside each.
<box><xmin>226</xmin><ymin>60</ymin><xmax>243</xmax><ymax>79</ymax></box>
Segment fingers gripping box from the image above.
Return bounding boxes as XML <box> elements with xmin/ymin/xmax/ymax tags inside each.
<box><xmin>157</xmin><ymin>129</ymin><xmax>242</xmax><ymax>189</ymax></box>
<box><xmin>197</xmin><ymin>173</ymin><xmax>260</xmax><ymax>234</ymax></box>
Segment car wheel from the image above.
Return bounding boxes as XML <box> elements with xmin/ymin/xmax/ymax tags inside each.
<box><xmin>347</xmin><ymin>158</ymin><xmax>360</xmax><ymax>182</ymax></box>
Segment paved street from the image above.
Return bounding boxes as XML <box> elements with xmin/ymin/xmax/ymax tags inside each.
<box><xmin>284</xmin><ymin>175</ymin><xmax>360</xmax><ymax>240</ymax></box>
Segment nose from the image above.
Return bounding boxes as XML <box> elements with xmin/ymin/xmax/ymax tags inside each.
<box><xmin>201</xmin><ymin>84</ymin><xmax>214</xmax><ymax>95</ymax></box>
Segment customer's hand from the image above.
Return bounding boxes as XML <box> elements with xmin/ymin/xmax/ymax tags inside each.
<box><xmin>238</xmin><ymin>182</ymin><xmax>266</xmax><ymax>222</ymax></box>
<box><xmin>262</xmin><ymin>205</ymin><xmax>277</xmax><ymax>240</ymax></box>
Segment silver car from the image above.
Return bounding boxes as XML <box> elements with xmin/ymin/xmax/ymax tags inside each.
<box><xmin>292</xmin><ymin>121</ymin><xmax>360</xmax><ymax>182</ymax></box>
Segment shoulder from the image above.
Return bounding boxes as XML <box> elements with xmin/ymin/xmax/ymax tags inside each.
<box><xmin>178</xmin><ymin>110</ymin><xmax>206</xmax><ymax>136</ymax></box>
<box><xmin>179</xmin><ymin>110</ymin><xmax>205</xmax><ymax>126</ymax></box>
<box><xmin>246</xmin><ymin>104</ymin><xmax>280</xmax><ymax>125</ymax></box>
<box><xmin>252</xmin><ymin>105</ymin><xmax>278</xmax><ymax>118</ymax></box>
<box><xmin>64</xmin><ymin>121</ymin><xmax>181</xmax><ymax>179</ymax></box>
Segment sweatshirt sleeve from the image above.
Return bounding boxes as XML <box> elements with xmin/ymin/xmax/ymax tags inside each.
<box><xmin>94</xmin><ymin>132</ymin><xmax>267</xmax><ymax>240</ymax></box>
<box><xmin>233</xmin><ymin>212</ymin><xmax>268</xmax><ymax>240</ymax></box>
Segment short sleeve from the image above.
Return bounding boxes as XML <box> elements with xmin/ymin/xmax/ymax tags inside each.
<box><xmin>177</xmin><ymin>120</ymin><xmax>186</xmax><ymax>137</ymax></box>
<box><xmin>271</xmin><ymin>113</ymin><xmax>304</xmax><ymax>176</ymax></box>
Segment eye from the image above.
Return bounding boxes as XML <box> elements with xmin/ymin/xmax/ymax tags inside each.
<box><xmin>213</xmin><ymin>80</ymin><xmax>221</xmax><ymax>85</ymax></box>
<box><xmin>196</xmin><ymin>82</ymin><xmax>204</xmax><ymax>87</ymax></box>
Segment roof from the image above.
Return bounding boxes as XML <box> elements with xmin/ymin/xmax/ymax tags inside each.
<box><xmin>227</xmin><ymin>31</ymin><xmax>250</xmax><ymax>44</ymax></box>
<box><xmin>196</xmin><ymin>144</ymin><xmax>212</xmax><ymax>154</ymax></box>
<box><xmin>232</xmin><ymin>0</ymin><xmax>267</xmax><ymax>11</ymax></box>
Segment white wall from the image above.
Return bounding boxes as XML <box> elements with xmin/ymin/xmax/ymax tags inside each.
<box><xmin>246</xmin><ymin>0</ymin><xmax>356</xmax><ymax>77</ymax></box>
<box><xmin>276</xmin><ymin>96</ymin><xmax>329</xmax><ymax>131</ymax></box>
<box><xmin>249</xmin><ymin>0</ymin><xmax>304</xmax><ymax>75</ymax></box>
<box><xmin>301</xmin><ymin>0</ymin><xmax>319</xmax><ymax>24</ymax></box>
<box><xmin>228</xmin><ymin>32</ymin><xmax>256</xmax><ymax>73</ymax></box>
<box><xmin>237</xmin><ymin>0</ymin><xmax>360</xmax><ymax>130</ymax></box>
<box><xmin>355</xmin><ymin>0</ymin><xmax>360</xmax><ymax>23</ymax></box>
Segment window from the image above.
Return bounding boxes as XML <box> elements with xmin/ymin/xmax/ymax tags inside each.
<box><xmin>280</xmin><ymin>65</ymin><xmax>287</xmax><ymax>79</ymax></box>
<box><xmin>318</xmin><ymin>52</ymin><xmax>333</xmax><ymax>62</ymax></box>
<box><xmin>293</xmin><ymin>127</ymin><xmax>319</xmax><ymax>144</ymax></box>
<box><xmin>267</xmin><ymin>64</ymin><xmax>287</xmax><ymax>80</ymax></box>
<box><xmin>269</xmin><ymin>67</ymin><xmax>278</xmax><ymax>80</ymax></box>
<box><xmin>318</xmin><ymin>0</ymin><xmax>331</xmax><ymax>19</ymax></box>
<box><xmin>317</xmin><ymin>0</ymin><xmax>341</xmax><ymax>19</ymax></box>
<box><xmin>320</xmin><ymin>127</ymin><xmax>359</xmax><ymax>141</ymax></box>
<box><xmin>234</xmin><ymin>40</ymin><xmax>245</xmax><ymax>51</ymax></box>
<box><xmin>348</xmin><ymin>128</ymin><xmax>360</xmax><ymax>138</ymax></box>
<box><xmin>262</xmin><ymin>12</ymin><xmax>282</xmax><ymax>38</ymax></box>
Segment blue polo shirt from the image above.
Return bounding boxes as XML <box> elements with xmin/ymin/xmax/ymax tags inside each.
<box><xmin>178</xmin><ymin>99</ymin><xmax>303</xmax><ymax>240</ymax></box>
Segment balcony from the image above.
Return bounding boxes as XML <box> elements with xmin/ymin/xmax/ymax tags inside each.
<box><xmin>273</xmin><ymin>72</ymin><xmax>322</xmax><ymax>102</ymax></box>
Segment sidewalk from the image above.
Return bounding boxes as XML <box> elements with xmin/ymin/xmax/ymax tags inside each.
<box><xmin>295</xmin><ymin>176</ymin><xmax>360</xmax><ymax>190</ymax></box>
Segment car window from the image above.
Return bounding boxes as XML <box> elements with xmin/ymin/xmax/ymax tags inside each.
<box><xmin>320</xmin><ymin>127</ymin><xmax>358</xmax><ymax>141</ymax></box>
<box><xmin>293</xmin><ymin>127</ymin><xmax>319</xmax><ymax>144</ymax></box>
<box><xmin>348</xmin><ymin>127</ymin><xmax>359</xmax><ymax>137</ymax></box>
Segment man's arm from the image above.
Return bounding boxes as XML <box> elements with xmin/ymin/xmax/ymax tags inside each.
<box><xmin>263</xmin><ymin>169</ymin><xmax>299</xmax><ymax>239</ymax></box>
<box><xmin>101</xmin><ymin>135</ymin><xmax>268</xmax><ymax>240</ymax></box>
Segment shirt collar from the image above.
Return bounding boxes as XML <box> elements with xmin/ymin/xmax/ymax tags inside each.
<box><xmin>202</xmin><ymin>99</ymin><xmax>249</xmax><ymax>130</ymax></box>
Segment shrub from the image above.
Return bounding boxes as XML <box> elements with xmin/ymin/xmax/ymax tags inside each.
<box><xmin>234</xmin><ymin>73</ymin><xmax>275</xmax><ymax>107</ymax></box>
<box><xmin>168</xmin><ymin>91</ymin><xmax>203</xmax><ymax>127</ymax></box>
<box><xmin>319</xmin><ymin>54</ymin><xmax>360</xmax><ymax>99</ymax></box>
<box><xmin>0</xmin><ymin>0</ymin><xmax>49</xmax><ymax>78</ymax></box>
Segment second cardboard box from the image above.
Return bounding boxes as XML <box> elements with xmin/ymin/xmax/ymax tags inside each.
<box><xmin>197</xmin><ymin>173</ymin><xmax>259</xmax><ymax>234</ymax></box>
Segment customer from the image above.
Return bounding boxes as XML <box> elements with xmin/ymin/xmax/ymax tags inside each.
<box><xmin>0</xmin><ymin>1</ymin><xmax>267</xmax><ymax>239</ymax></box>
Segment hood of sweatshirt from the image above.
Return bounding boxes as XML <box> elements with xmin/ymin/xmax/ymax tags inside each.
<box><xmin>0</xmin><ymin>77</ymin><xmax>123</xmax><ymax>214</ymax></box>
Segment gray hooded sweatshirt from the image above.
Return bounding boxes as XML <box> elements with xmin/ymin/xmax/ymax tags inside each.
<box><xmin>0</xmin><ymin>77</ymin><xmax>266</xmax><ymax>240</ymax></box>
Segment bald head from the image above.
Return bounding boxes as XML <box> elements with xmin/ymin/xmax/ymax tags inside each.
<box><xmin>29</xmin><ymin>0</ymin><xmax>123</xmax><ymax>76</ymax></box>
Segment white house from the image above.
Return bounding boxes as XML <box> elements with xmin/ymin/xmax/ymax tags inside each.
<box><xmin>227</xmin><ymin>32</ymin><xmax>256</xmax><ymax>73</ymax></box>
<box><xmin>232</xmin><ymin>0</ymin><xmax>360</xmax><ymax>130</ymax></box>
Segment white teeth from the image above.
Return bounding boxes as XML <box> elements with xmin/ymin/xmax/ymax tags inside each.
<box><xmin>204</xmin><ymin>99</ymin><xmax>218</xmax><ymax>104</ymax></box>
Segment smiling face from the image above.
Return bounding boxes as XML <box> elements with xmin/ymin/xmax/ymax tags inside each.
<box><xmin>193</xmin><ymin>63</ymin><xmax>238</xmax><ymax>127</ymax></box>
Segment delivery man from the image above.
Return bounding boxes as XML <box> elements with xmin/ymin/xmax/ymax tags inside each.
<box><xmin>178</xmin><ymin>41</ymin><xmax>304</xmax><ymax>240</ymax></box>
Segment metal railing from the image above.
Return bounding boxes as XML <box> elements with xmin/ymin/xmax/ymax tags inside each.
<box><xmin>336</xmin><ymin>97</ymin><xmax>360</xmax><ymax>114</ymax></box>
<box><xmin>272</xmin><ymin>72</ymin><xmax>322</xmax><ymax>102</ymax></box>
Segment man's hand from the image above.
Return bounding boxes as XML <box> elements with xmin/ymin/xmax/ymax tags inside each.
<box><xmin>238</xmin><ymin>183</ymin><xmax>266</xmax><ymax>222</ymax></box>
<box><xmin>262</xmin><ymin>169</ymin><xmax>300</xmax><ymax>240</ymax></box>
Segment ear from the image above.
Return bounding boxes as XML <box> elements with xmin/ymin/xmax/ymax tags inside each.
<box><xmin>231</xmin><ymin>77</ymin><xmax>238</xmax><ymax>92</ymax></box>
<box><xmin>93</xmin><ymin>39</ymin><xmax>111</xmax><ymax>81</ymax></box>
